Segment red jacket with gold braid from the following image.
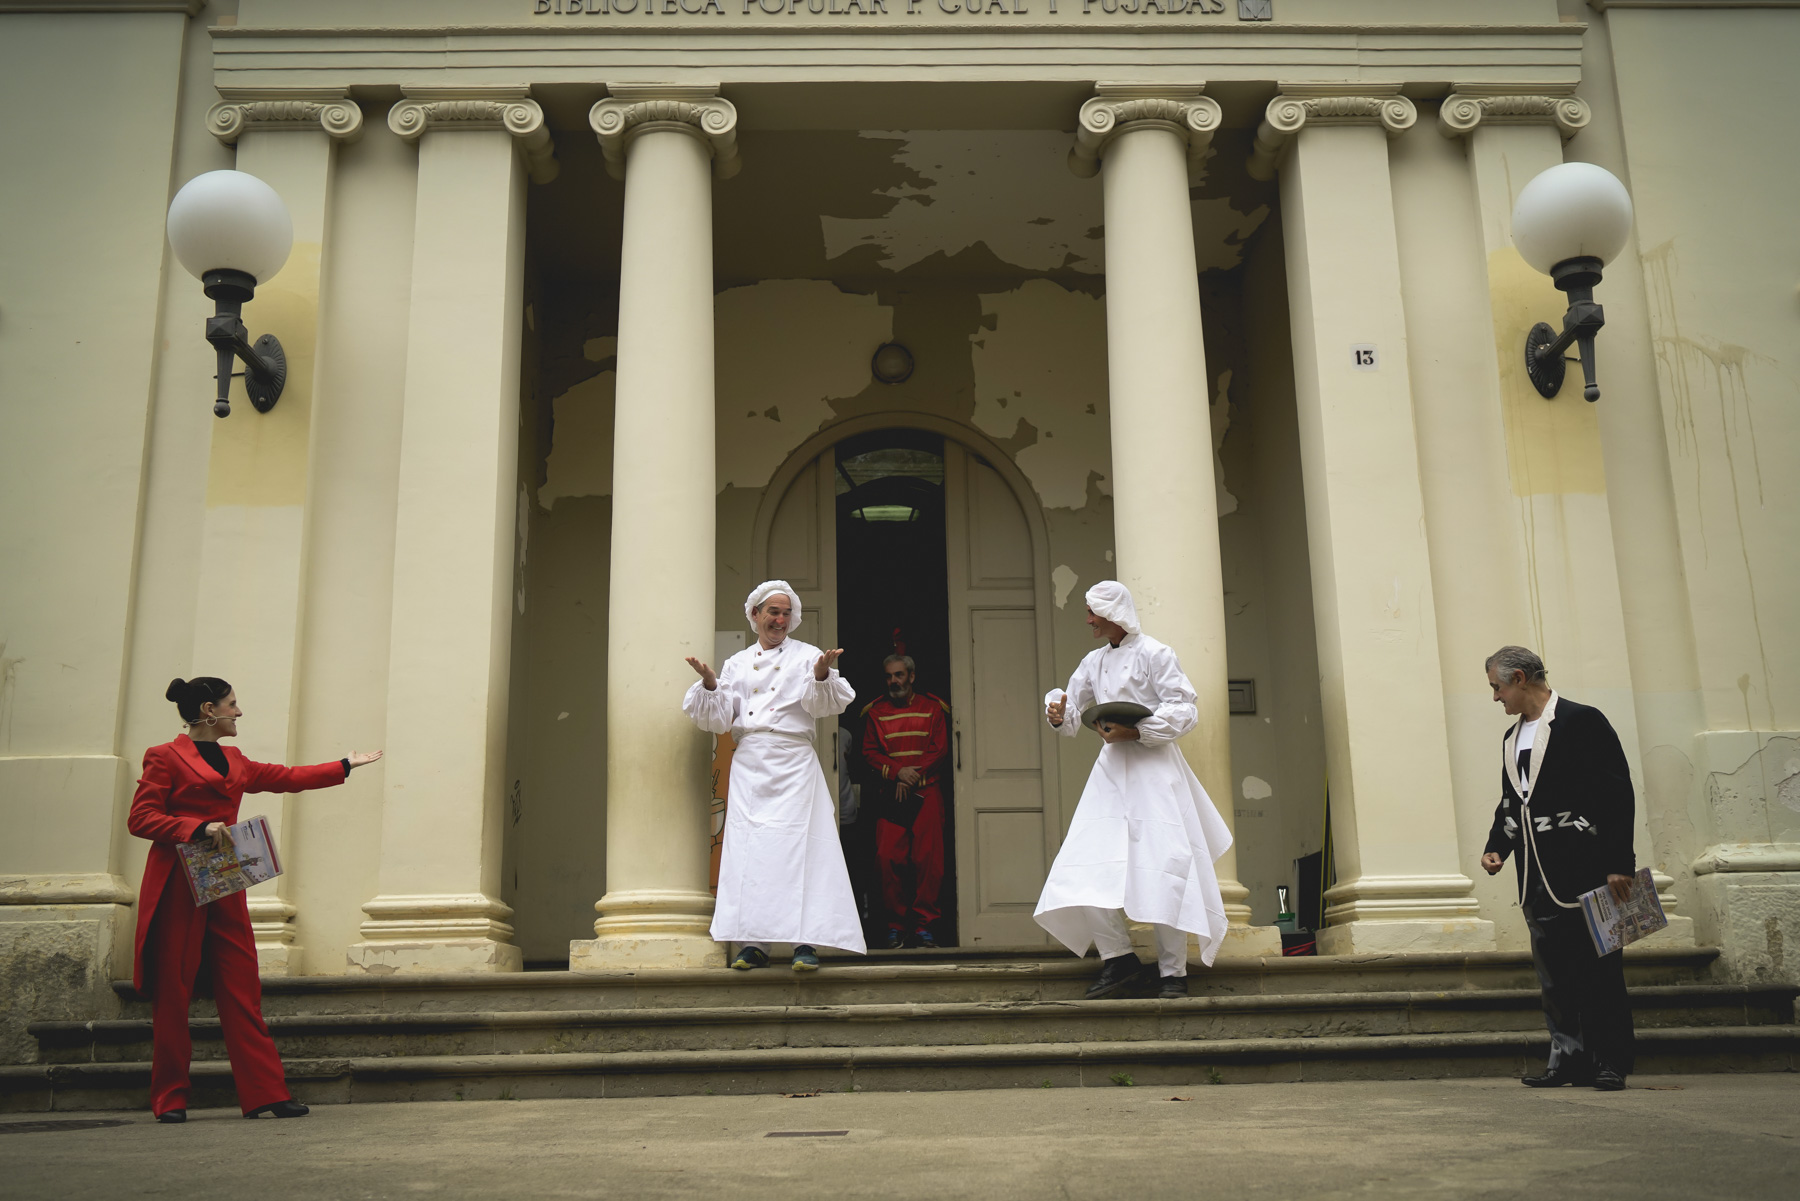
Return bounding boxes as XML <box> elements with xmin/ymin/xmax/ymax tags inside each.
<box><xmin>860</xmin><ymin>692</ymin><xmax>951</xmax><ymax>792</ymax></box>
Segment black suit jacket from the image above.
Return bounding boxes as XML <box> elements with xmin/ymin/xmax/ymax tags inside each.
<box><xmin>1484</xmin><ymin>697</ymin><xmax>1636</xmax><ymax>903</ymax></box>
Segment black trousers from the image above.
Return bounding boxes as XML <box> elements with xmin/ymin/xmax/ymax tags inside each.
<box><xmin>1524</xmin><ymin>901</ymin><xmax>1635</xmax><ymax>1075</ymax></box>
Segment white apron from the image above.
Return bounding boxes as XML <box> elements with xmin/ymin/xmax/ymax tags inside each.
<box><xmin>684</xmin><ymin>636</ymin><xmax>865</xmax><ymax>954</ymax></box>
<box><xmin>711</xmin><ymin>731</ymin><xmax>865</xmax><ymax>951</ymax></box>
<box><xmin>1032</xmin><ymin>631</ymin><xmax>1234</xmax><ymax>967</ymax></box>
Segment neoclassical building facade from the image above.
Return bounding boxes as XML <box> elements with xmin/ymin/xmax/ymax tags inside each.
<box><xmin>2</xmin><ymin>0</ymin><xmax>1796</xmax><ymax>1061</ymax></box>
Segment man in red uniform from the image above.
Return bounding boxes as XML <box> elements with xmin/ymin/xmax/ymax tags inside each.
<box><xmin>860</xmin><ymin>654</ymin><xmax>951</xmax><ymax>949</ymax></box>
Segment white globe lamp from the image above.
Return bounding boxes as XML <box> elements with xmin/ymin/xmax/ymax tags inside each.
<box><xmin>1511</xmin><ymin>162</ymin><xmax>1635</xmax><ymax>402</ymax></box>
<box><xmin>165</xmin><ymin>170</ymin><xmax>294</xmax><ymax>417</ymax></box>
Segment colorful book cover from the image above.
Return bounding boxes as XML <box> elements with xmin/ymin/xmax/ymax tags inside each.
<box><xmin>174</xmin><ymin>815</ymin><xmax>282</xmax><ymax>906</ymax></box>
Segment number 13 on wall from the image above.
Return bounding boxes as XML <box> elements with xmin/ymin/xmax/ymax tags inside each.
<box><xmin>1351</xmin><ymin>344</ymin><xmax>1378</xmax><ymax>371</ymax></box>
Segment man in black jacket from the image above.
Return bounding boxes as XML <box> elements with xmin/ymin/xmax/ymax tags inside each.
<box><xmin>1480</xmin><ymin>645</ymin><xmax>1639</xmax><ymax>1092</ymax></box>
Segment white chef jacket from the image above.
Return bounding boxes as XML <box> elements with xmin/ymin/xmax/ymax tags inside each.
<box><xmin>1034</xmin><ymin>632</ymin><xmax>1235</xmax><ymax>967</ymax></box>
<box><xmin>683</xmin><ymin>637</ymin><xmax>865</xmax><ymax>952</ymax></box>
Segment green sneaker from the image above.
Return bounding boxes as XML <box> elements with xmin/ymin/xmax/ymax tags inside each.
<box><xmin>791</xmin><ymin>945</ymin><xmax>820</xmax><ymax>972</ymax></box>
<box><xmin>730</xmin><ymin>946</ymin><xmax>770</xmax><ymax>971</ymax></box>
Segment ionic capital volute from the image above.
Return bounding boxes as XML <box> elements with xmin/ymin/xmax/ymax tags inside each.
<box><xmin>1248</xmin><ymin>85</ymin><xmax>1418</xmax><ymax>181</ymax></box>
<box><xmin>387</xmin><ymin>87</ymin><xmax>559</xmax><ymax>185</ymax></box>
<box><xmin>1437</xmin><ymin>85</ymin><xmax>1592</xmax><ymax>140</ymax></box>
<box><xmin>589</xmin><ymin>86</ymin><xmax>740</xmax><ymax>182</ymax></box>
<box><xmin>1068</xmin><ymin>84</ymin><xmax>1222</xmax><ymax>179</ymax></box>
<box><xmin>207</xmin><ymin>88</ymin><xmax>364</xmax><ymax>146</ymax></box>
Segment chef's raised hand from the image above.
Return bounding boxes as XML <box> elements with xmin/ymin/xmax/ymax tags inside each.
<box><xmin>814</xmin><ymin>649</ymin><xmax>844</xmax><ymax>681</ymax></box>
<box><xmin>685</xmin><ymin>656</ymin><xmax>718</xmax><ymax>691</ymax></box>
<box><xmin>1046</xmin><ymin>696</ymin><xmax>1067</xmax><ymax>727</ymax></box>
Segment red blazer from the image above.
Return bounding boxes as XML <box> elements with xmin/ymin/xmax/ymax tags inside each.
<box><xmin>128</xmin><ymin>735</ymin><xmax>347</xmax><ymax>990</ymax></box>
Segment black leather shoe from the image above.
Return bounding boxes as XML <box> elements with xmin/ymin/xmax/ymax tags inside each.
<box><xmin>1522</xmin><ymin>1066</ymin><xmax>1594</xmax><ymax>1088</ymax></box>
<box><xmin>1158</xmin><ymin>975</ymin><xmax>1188</xmax><ymax>999</ymax></box>
<box><xmin>244</xmin><ymin>1100</ymin><xmax>309</xmax><ymax>1119</ymax></box>
<box><xmin>1592</xmin><ymin>1069</ymin><xmax>1627</xmax><ymax>1092</ymax></box>
<box><xmin>1085</xmin><ymin>953</ymin><xmax>1147</xmax><ymax>1000</ymax></box>
<box><xmin>156</xmin><ymin>1109</ymin><xmax>186</xmax><ymax>1124</ymax></box>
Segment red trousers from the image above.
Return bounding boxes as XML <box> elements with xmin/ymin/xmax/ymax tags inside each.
<box><xmin>876</xmin><ymin>787</ymin><xmax>945</xmax><ymax>930</ymax></box>
<box><xmin>145</xmin><ymin>871</ymin><xmax>289</xmax><ymax>1116</ymax></box>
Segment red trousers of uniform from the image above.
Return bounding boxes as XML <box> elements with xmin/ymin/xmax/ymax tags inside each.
<box><xmin>145</xmin><ymin>871</ymin><xmax>289</xmax><ymax>1116</ymax></box>
<box><xmin>877</xmin><ymin>787</ymin><xmax>945</xmax><ymax>930</ymax></box>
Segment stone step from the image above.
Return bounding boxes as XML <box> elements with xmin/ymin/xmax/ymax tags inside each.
<box><xmin>6</xmin><ymin>1026</ymin><xmax>1797</xmax><ymax>1112</ymax></box>
<box><xmin>106</xmin><ymin>945</ymin><xmax>1725</xmax><ymax>1019</ymax></box>
<box><xmin>33</xmin><ymin>984</ymin><xmax>1797</xmax><ymax>1066</ymax></box>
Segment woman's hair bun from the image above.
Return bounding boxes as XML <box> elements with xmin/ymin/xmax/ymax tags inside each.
<box><xmin>166</xmin><ymin>676</ymin><xmax>231</xmax><ymax>723</ymax></box>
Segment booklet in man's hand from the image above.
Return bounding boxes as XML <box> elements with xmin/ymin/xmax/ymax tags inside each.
<box><xmin>175</xmin><ymin>815</ymin><xmax>282</xmax><ymax>906</ymax></box>
<box><xmin>1579</xmin><ymin>866</ymin><xmax>1666</xmax><ymax>956</ymax></box>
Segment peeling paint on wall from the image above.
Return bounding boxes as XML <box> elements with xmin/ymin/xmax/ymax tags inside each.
<box><xmin>822</xmin><ymin>132</ymin><xmax>1104</xmax><ymax>274</ymax></box>
<box><xmin>1191</xmin><ymin>196</ymin><xmax>1270</xmax><ymax>274</ymax></box>
<box><xmin>1242</xmin><ymin>775</ymin><xmax>1273</xmax><ymax>801</ymax></box>
<box><xmin>1052</xmin><ymin>564</ymin><xmax>1078</xmax><ymax>609</ymax></box>
<box><xmin>539</xmin><ymin>338</ymin><xmax>616</xmax><ymax>507</ymax></box>
<box><xmin>970</xmin><ymin>280</ymin><xmax>1110</xmax><ymax>510</ymax></box>
<box><xmin>715</xmin><ymin>279</ymin><xmax>893</xmax><ymax>490</ymax></box>
<box><xmin>1211</xmin><ymin>369</ymin><xmax>1239</xmax><ymax>517</ymax></box>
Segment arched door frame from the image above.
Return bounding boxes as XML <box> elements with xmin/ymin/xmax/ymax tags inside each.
<box><xmin>750</xmin><ymin>411</ymin><xmax>1067</xmax><ymax>924</ymax></box>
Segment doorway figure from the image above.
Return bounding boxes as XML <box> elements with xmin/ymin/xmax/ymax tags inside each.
<box><xmin>834</xmin><ymin>431</ymin><xmax>957</xmax><ymax>946</ymax></box>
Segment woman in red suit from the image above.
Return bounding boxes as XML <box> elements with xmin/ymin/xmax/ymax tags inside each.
<box><xmin>131</xmin><ymin>676</ymin><xmax>381</xmax><ymax>1124</ymax></box>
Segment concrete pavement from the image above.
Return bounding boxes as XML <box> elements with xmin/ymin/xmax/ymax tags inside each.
<box><xmin>1</xmin><ymin>1075</ymin><xmax>1796</xmax><ymax>1200</ymax></box>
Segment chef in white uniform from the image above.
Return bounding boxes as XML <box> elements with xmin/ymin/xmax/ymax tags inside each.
<box><xmin>1035</xmin><ymin>581</ymin><xmax>1234</xmax><ymax>999</ymax></box>
<box><xmin>684</xmin><ymin>580</ymin><xmax>866</xmax><ymax>970</ymax></box>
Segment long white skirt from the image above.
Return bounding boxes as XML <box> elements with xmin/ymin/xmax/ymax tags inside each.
<box><xmin>711</xmin><ymin>732</ymin><xmax>866</xmax><ymax>953</ymax></box>
<box><xmin>1034</xmin><ymin>739</ymin><xmax>1234</xmax><ymax>967</ymax></box>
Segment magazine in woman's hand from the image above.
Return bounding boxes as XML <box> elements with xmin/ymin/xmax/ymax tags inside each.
<box><xmin>174</xmin><ymin>815</ymin><xmax>282</xmax><ymax>905</ymax></box>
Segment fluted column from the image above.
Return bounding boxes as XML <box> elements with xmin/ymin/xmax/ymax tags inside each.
<box><xmin>1252</xmin><ymin>86</ymin><xmax>1495</xmax><ymax>954</ymax></box>
<box><xmin>1438</xmin><ymin>86</ymin><xmax>1691</xmax><ymax>943</ymax></box>
<box><xmin>193</xmin><ymin>90</ymin><xmax>363</xmax><ymax>973</ymax></box>
<box><xmin>1072</xmin><ymin>85</ymin><xmax>1278</xmax><ymax>957</ymax></box>
<box><xmin>346</xmin><ymin>89</ymin><xmax>555</xmax><ymax>974</ymax></box>
<box><xmin>569</xmin><ymin>86</ymin><xmax>738</xmax><ymax>972</ymax></box>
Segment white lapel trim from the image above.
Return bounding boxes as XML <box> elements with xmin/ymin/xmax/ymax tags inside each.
<box><xmin>1503</xmin><ymin>691</ymin><xmax>1559</xmax><ymax>804</ymax></box>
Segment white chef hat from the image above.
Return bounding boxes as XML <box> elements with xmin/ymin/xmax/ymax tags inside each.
<box><xmin>744</xmin><ymin>580</ymin><xmax>802</xmax><ymax>632</ymax></box>
<box><xmin>1085</xmin><ymin>580</ymin><xmax>1140</xmax><ymax>636</ymax></box>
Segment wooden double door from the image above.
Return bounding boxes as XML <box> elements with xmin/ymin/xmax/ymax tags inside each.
<box><xmin>756</xmin><ymin>433</ymin><xmax>1063</xmax><ymax>946</ymax></box>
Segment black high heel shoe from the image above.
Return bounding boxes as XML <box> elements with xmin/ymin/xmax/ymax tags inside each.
<box><xmin>244</xmin><ymin>1099</ymin><xmax>310</xmax><ymax>1119</ymax></box>
<box><xmin>156</xmin><ymin>1109</ymin><xmax>187</xmax><ymax>1124</ymax></box>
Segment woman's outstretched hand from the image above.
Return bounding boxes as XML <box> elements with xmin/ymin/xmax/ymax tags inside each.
<box><xmin>348</xmin><ymin>750</ymin><xmax>384</xmax><ymax>768</ymax></box>
<box><xmin>686</xmin><ymin>657</ymin><xmax>718</xmax><ymax>690</ymax></box>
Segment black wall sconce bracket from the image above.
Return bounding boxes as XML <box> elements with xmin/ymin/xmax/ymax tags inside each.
<box><xmin>1525</xmin><ymin>256</ymin><xmax>1607</xmax><ymax>403</ymax></box>
<box><xmin>202</xmin><ymin>268</ymin><xmax>286</xmax><ymax>417</ymax></box>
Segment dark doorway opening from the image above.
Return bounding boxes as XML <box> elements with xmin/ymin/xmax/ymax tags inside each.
<box><xmin>834</xmin><ymin>429</ymin><xmax>958</xmax><ymax>948</ymax></box>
